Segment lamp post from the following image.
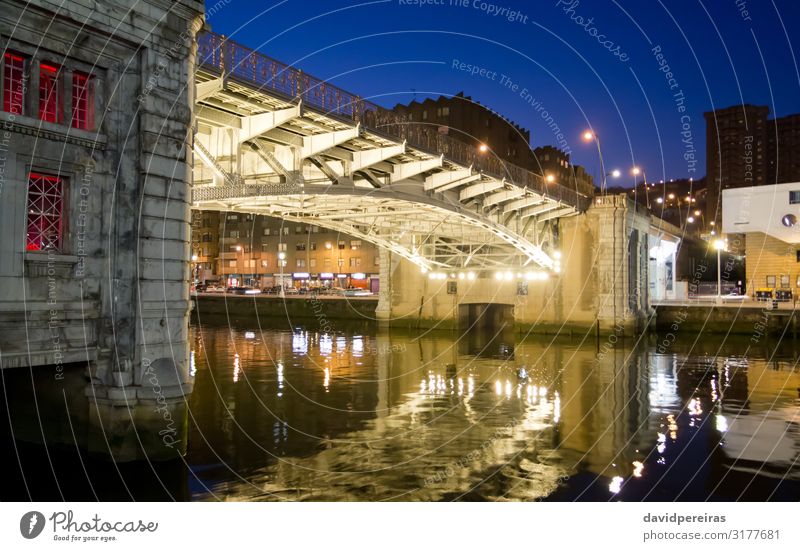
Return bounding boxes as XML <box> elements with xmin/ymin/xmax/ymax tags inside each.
<box><xmin>713</xmin><ymin>238</ymin><xmax>726</xmax><ymax>304</ymax></box>
<box><xmin>278</xmin><ymin>251</ymin><xmax>286</xmax><ymax>298</ymax></box>
<box><xmin>632</xmin><ymin>167</ymin><xmax>650</xmax><ymax>208</ymax></box>
<box><xmin>582</xmin><ymin>130</ymin><xmax>607</xmax><ymax>195</ymax></box>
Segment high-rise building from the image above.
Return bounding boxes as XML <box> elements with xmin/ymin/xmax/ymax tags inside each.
<box><xmin>704</xmin><ymin>104</ymin><xmax>769</xmax><ymax>223</ymax></box>
<box><xmin>768</xmin><ymin>113</ymin><xmax>800</xmax><ymax>185</ymax></box>
<box><xmin>705</xmin><ymin>105</ymin><xmax>800</xmax><ymax>225</ymax></box>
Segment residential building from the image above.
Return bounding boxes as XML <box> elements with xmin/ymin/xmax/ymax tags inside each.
<box><xmin>532</xmin><ymin>145</ymin><xmax>595</xmax><ymax>196</ymax></box>
<box><xmin>190</xmin><ymin>212</ymin><xmax>380</xmax><ymax>291</ymax></box>
<box><xmin>392</xmin><ymin>92</ymin><xmax>535</xmax><ymax>169</ymax></box>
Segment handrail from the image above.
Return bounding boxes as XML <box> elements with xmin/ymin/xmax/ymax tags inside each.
<box><xmin>196</xmin><ymin>31</ymin><xmax>591</xmax><ymax>211</ymax></box>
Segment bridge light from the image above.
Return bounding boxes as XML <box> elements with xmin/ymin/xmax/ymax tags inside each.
<box><xmin>545</xmin><ymin>174</ymin><xmax>555</xmax><ymax>183</ymax></box>
<box><xmin>458</xmin><ymin>272</ymin><xmax>465</xmax><ymax>280</ymax></box>
<box><xmin>582</xmin><ymin>130</ymin><xmax>595</xmax><ymax>142</ymax></box>
<box><xmin>478</xmin><ymin>144</ymin><xmax>488</xmax><ymax>153</ymax></box>
<box><xmin>467</xmin><ymin>272</ymin><xmax>476</xmax><ymax>280</ymax></box>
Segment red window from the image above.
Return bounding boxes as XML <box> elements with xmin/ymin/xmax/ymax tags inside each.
<box><xmin>71</xmin><ymin>71</ymin><xmax>93</xmax><ymax>130</ymax></box>
<box><xmin>26</xmin><ymin>172</ymin><xmax>65</xmax><ymax>252</ymax></box>
<box><xmin>39</xmin><ymin>63</ymin><xmax>62</xmax><ymax>123</ymax></box>
<box><xmin>3</xmin><ymin>52</ymin><xmax>25</xmax><ymax>115</ymax></box>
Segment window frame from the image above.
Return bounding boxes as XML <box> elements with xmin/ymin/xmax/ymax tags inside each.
<box><xmin>38</xmin><ymin>62</ymin><xmax>63</xmax><ymax>123</ymax></box>
<box><xmin>25</xmin><ymin>171</ymin><xmax>67</xmax><ymax>252</ymax></box>
<box><xmin>71</xmin><ymin>70</ymin><xmax>94</xmax><ymax>130</ymax></box>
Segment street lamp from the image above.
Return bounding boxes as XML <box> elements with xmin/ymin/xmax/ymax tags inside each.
<box><xmin>631</xmin><ymin>167</ymin><xmax>650</xmax><ymax>208</ymax></box>
<box><xmin>278</xmin><ymin>251</ymin><xmax>287</xmax><ymax>298</ymax></box>
<box><xmin>582</xmin><ymin>130</ymin><xmax>608</xmax><ymax>195</ymax></box>
<box><xmin>713</xmin><ymin>239</ymin><xmax>726</xmax><ymax>304</ymax></box>
<box><xmin>545</xmin><ymin>173</ymin><xmax>556</xmax><ymax>183</ymax></box>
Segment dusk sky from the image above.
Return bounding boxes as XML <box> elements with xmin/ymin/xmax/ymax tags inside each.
<box><xmin>206</xmin><ymin>0</ymin><xmax>800</xmax><ymax>186</ymax></box>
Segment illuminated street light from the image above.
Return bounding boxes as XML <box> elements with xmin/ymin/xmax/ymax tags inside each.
<box><xmin>191</xmin><ymin>254</ymin><xmax>198</xmax><ymax>262</ymax></box>
<box><xmin>687</xmin><ymin>216</ymin><xmax>695</xmax><ymax>223</ymax></box>
<box><xmin>546</xmin><ymin>174</ymin><xmax>556</xmax><ymax>183</ymax></box>
<box><xmin>656</xmin><ymin>197</ymin><xmax>663</xmax><ymax>204</ymax></box>
<box><xmin>581</xmin><ymin>130</ymin><xmax>607</xmax><ymax>194</ymax></box>
<box><xmin>235</xmin><ymin>245</ymin><xmax>242</xmax><ymax>252</ymax></box>
<box><xmin>632</xmin><ymin>167</ymin><xmax>641</xmax><ymax>176</ymax></box>
<box><xmin>478</xmin><ymin>144</ymin><xmax>488</xmax><ymax>153</ymax></box>
<box><xmin>610</xmin><ymin>169</ymin><xmax>621</xmax><ymax>178</ymax></box>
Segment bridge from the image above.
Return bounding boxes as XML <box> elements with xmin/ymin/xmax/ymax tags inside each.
<box><xmin>191</xmin><ymin>32</ymin><xmax>591</xmax><ymax>272</ymax></box>
<box><xmin>0</xmin><ymin>1</ymin><xmax>676</xmax><ymax>464</ymax></box>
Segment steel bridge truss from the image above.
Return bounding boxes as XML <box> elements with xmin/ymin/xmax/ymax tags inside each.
<box><xmin>191</xmin><ymin>34</ymin><xmax>588</xmax><ymax>272</ymax></box>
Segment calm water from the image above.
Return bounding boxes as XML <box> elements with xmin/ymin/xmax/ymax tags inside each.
<box><xmin>3</xmin><ymin>322</ymin><xmax>800</xmax><ymax>501</ymax></box>
<box><xmin>183</xmin><ymin>323</ymin><xmax>800</xmax><ymax>501</ymax></box>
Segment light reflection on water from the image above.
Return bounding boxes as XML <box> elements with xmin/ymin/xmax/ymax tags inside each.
<box><xmin>186</xmin><ymin>325</ymin><xmax>800</xmax><ymax>502</ymax></box>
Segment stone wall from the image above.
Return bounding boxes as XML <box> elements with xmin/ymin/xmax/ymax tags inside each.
<box><xmin>0</xmin><ymin>0</ymin><xmax>204</xmax><ymax>460</ymax></box>
<box><xmin>380</xmin><ymin>195</ymin><xmax>655</xmax><ymax>336</ymax></box>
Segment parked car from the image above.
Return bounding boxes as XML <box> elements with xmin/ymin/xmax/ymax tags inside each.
<box><xmin>205</xmin><ymin>285</ymin><xmax>225</xmax><ymax>293</ymax></box>
<box><xmin>227</xmin><ymin>286</ymin><xmax>261</xmax><ymax>295</ymax></box>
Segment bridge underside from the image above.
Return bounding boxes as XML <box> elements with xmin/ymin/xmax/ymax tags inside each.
<box><xmin>193</xmin><ymin>183</ymin><xmax>559</xmax><ymax>270</ymax></box>
<box><xmin>190</xmin><ymin>39</ymin><xmax>591</xmax><ymax>272</ymax></box>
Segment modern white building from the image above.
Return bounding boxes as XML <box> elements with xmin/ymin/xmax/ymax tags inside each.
<box><xmin>723</xmin><ymin>182</ymin><xmax>800</xmax><ymax>296</ymax></box>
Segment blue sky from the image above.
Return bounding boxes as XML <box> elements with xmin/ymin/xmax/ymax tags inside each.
<box><xmin>204</xmin><ymin>0</ymin><xmax>800</xmax><ymax>186</ymax></box>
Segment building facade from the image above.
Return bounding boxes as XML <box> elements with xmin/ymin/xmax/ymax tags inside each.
<box><xmin>191</xmin><ymin>211</ymin><xmax>380</xmax><ymax>291</ymax></box>
<box><xmin>722</xmin><ymin>182</ymin><xmax>800</xmax><ymax>298</ymax></box>
<box><xmin>705</xmin><ymin>104</ymin><xmax>800</xmax><ymax>223</ymax></box>
<box><xmin>392</xmin><ymin>92</ymin><xmax>535</xmax><ymax>169</ymax></box>
<box><xmin>532</xmin><ymin>145</ymin><xmax>595</xmax><ymax>196</ymax></box>
<box><xmin>0</xmin><ymin>0</ymin><xmax>204</xmax><ymax>460</ymax></box>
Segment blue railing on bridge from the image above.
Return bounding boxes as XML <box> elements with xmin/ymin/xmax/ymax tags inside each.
<box><xmin>196</xmin><ymin>32</ymin><xmax>591</xmax><ymax>211</ymax></box>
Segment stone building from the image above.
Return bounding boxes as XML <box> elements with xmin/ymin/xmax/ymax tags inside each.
<box><xmin>0</xmin><ymin>0</ymin><xmax>204</xmax><ymax>460</ymax></box>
